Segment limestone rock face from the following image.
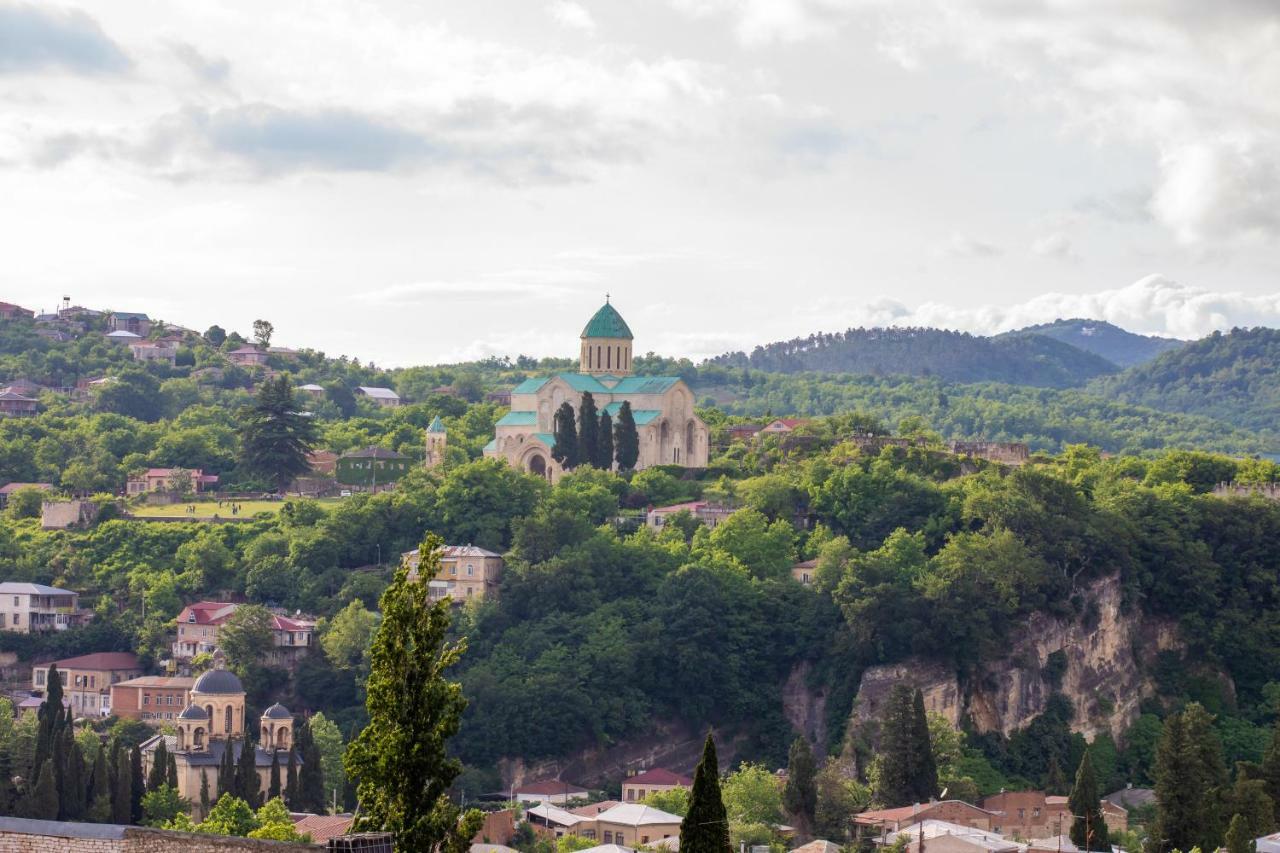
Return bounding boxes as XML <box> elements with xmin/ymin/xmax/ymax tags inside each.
<box><xmin>851</xmin><ymin>573</ymin><xmax>1184</xmax><ymax>740</ymax></box>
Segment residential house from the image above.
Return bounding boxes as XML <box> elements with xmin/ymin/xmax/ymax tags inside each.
<box><xmin>791</xmin><ymin>841</ymin><xmax>843</xmax><ymax>853</ymax></box>
<box><xmin>127</xmin><ymin>340</ymin><xmax>177</xmax><ymax>365</ymax></box>
<box><xmin>0</xmin><ymin>390</ymin><xmax>38</xmax><ymax>417</ymax></box>
<box><xmin>293</xmin><ymin>814</ymin><xmax>357</xmax><ymax>844</ymax></box>
<box><xmin>1026</xmin><ymin>836</ymin><xmax>1083</xmax><ymax>853</ymax></box>
<box><xmin>355</xmin><ymin>386</ymin><xmax>402</xmax><ymax>407</ymax></box>
<box><xmin>871</xmin><ymin>820</ymin><xmax>1021</xmax><ymax>853</ymax></box>
<box><xmin>403</xmin><ymin>544</ymin><xmax>505</xmax><ymax>604</ymax></box>
<box><xmin>591</xmin><ymin>804</ymin><xmax>683</xmax><ymax>848</ymax></box>
<box><xmin>472</xmin><ymin>810</ymin><xmax>517</xmax><ymax>846</ymax></box>
<box><xmin>3</xmin><ymin>379</ymin><xmax>45</xmax><ymax>396</ymax></box>
<box><xmin>981</xmin><ymin>791</ymin><xmax>1127</xmax><ymax>839</ymax></box>
<box><xmin>527</xmin><ymin>804</ymin><xmax>597</xmax><ymax>838</ymax></box>
<box><xmin>514</xmin><ymin>780</ymin><xmax>590</xmax><ymax>804</ymax></box>
<box><xmin>0</xmin><ymin>482</ymin><xmax>53</xmax><ymax>508</ymax></box>
<box><xmin>297</xmin><ymin>383</ymin><xmax>326</xmax><ymax>399</ymax></box>
<box><xmin>172</xmin><ymin>601</ymin><xmax>315</xmax><ymax>667</ymax></box>
<box><xmin>0</xmin><ymin>582</ymin><xmax>80</xmax><ymax>633</ymax></box>
<box><xmin>570</xmin><ymin>802</ymin><xmax>621</xmax><ymax>819</ymax></box>
<box><xmin>0</xmin><ymin>302</ymin><xmax>34</xmax><ymax>320</ymax></box>
<box><xmin>126</xmin><ymin>467</ymin><xmax>218</xmax><ymax>496</ymax></box>
<box><xmin>855</xmin><ymin>802</ymin><xmax>997</xmax><ymax>834</ymax></box>
<box><xmin>791</xmin><ymin>558</ymin><xmax>817</xmax><ymax>586</ymax></box>
<box><xmin>726</xmin><ymin>424</ymin><xmax>763</xmax><ymax>442</ymax></box>
<box><xmin>760</xmin><ymin>418</ymin><xmax>810</xmax><ymax>436</ymax></box>
<box><xmin>104</xmin><ymin>330</ymin><xmax>142</xmax><ymax>345</ymax></box>
<box><xmin>108</xmin><ymin>312</ymin><xmax>151</xmax><ymax>336</ymax></box>
<box><xmin>307</xmin><ymin>449</ymin><xmax>339</xmax><ymax>475</ymax></box>
<box><xmin>621</xmin><ymin>768</ymin><xmax>692</xmax><ymax>803</ymax></box>
<box><xmin>17</xmin><ymin>694</ymin><xmax>69</xmax><ymax>716</ymax></box>
<box><xmin>33</xmin><ymin>652</ymin><xmax>142</xmax><ymax>718</ymax></box>
<box><xmin>486</xmin><ymin>390</ymin><xmax>513</xmax><ymax>406</ymax></box>
<box><xmin>226</xmin><ymin>346</ymin><xmax>269</xmax><ymax>366</ymax></box>
<box><xmin>110</xmin><ymin>675</ymin><xmax>196</xmax><ymax>723</ymax></box>
<box><xmin>336</xmin><ymin>446</ymin><xmax>409</xmax><ymax>491</ymax></box>
<box><xmin>645</xmin><ymin>502</ymin><xmax>734</xmax><ymax>530</ymax></box>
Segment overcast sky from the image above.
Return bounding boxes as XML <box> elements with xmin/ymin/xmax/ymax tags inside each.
<box><xmin>3</xmin><ymin>1</ymin><xmax>1280</xmax><ymax>366</ymax></box>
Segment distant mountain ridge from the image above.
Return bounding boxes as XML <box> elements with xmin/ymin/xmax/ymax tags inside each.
<box><xmin>1001</xmin><ymin>319</ymin><xmax>1185</xmax><ymax>368</ymax></box>
<box><xmin>708</xmin><ymin>326</ymin><xmax>1119</xmax><ymax>387</ymax></box>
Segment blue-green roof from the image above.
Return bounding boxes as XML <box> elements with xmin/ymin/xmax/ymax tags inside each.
<box><xmin>532</xmin><ymin>433</ymin><xmax>556</xmax><ymax>447</ymax></box>
<box><xmin>496</xmin><ymin>411</ymin><xmax>538</xmax><ymax>427</ymax></box>
<box><xmin>611</xmin><ymin>376</ymin><xmax>681</xmax><ymax>394</ymax></box>
<box><xmin>483</xmin><ymin>438</ymin><xmax>498</xmax><ymax>452</ymax></box>
<box><xmin>601</xmin><ymin>403</ymin><xmax>662</xmax><ymax>425</ymax></box>
<box><xmin>512</xmin><ymin>377</ymin><xmax>550</xmax><ymax>394</ymax></box>
<box><xmin>427</xmin><ymin>415</ymin><xmax>446</xmax><ymax>433</ymax></box>
<box><xmin>581</xmin><ymin>302</ymin><xmax>633</xmax><ymax>340</ymax></box>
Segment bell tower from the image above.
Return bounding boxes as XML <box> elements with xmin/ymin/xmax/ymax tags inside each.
<box><xmin>425</xmin><ymin>416</ymin><xmax>447</xmax><ymax>469</ymax></box>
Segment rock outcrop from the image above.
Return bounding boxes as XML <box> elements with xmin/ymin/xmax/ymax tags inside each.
<box><xmin>851</xmin><ymin>573</ymin><xmax>1183</xmax><ymax>741</ymax></box>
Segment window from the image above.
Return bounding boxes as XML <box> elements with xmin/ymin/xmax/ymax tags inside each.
<box><xmin>1018</xmin><ymin>809</ymin><xmax>1025</xmax><ymax>819</ymax></box>
<box><xmin>225</xmin><ymin>705</ymin><xmax>233</xmax><ymax>733</ymax></box>
<box><xmin>642</xmin><ymin>837</ymin><xmax>649</xmax><ymax>844</ymax></box>
<box><xmin>187</xmin><ymin>612</ymin><xmax>196</xmax><ymax>622</ymax></box>
<box><xmin>466</xmin><ymin>564</ymin><xmax>474</xmax><ymax>576</ymax></box>
<box><xmin>90</xmin><ymin>676</ymin><xmax>95</xmax><ymax>688</ymax></box>
<box><xmin>603</xmin><ymin>833</ymin><xmax>613</xmax><ymax>844</ymax></box>
<box><xmin>615</xmin><ymin>834</ymin><xmax>625</xmax><ymax>845</ymax></box>
<box><xmin>35</xmin><ymin>670</ymin><xmax>44</xmax><ymax>686</ymax></box>
<box><xmin>12</xmin><ymin>597</ymin><xmax>17</xmax><ymax>606</ymax></box>
<box><xmin>626</xmin><ymin>788</ymin><xmax>635</xmax><ymax>801</ymax></box>
<box><xmin>143</xmin><ymin>693</ymin><xmax>150</xmax><ymax>705</ymax></box>
<box><xmin>1033</xmin><ymin>808</ymin><xmax>1041</xmax><ymax>818</ymax></box>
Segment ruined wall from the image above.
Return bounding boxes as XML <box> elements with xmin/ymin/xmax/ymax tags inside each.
<box><xmin>851</xmin><ymin>573</ymin><xmax>1183</xmax><ymax>741</ymax></box>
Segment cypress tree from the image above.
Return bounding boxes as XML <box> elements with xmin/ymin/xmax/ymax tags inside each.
<box><xmin>87</xmin><ymin>746</ymin><xmax>111</xmax><ymax>822</ymax></box>
<box><xmin>614</xmin><ymin>402</ymin><xmax>639</xmax><ymax>471</ymax></box>
<box><xmin>27</xmin><ymin>759</ymin><xmax>58</xmax><ymax>820</ymax></box>
<box><xmin>783</xmin><ymin>735</ymin><xmax>818</xmax><ymax>836</ymax></box>
<box><xmin>598</xmin><ymin>411</ymin><xmax>614</xmax><ymax>470</ymax></box>
<box><xmin>552</xmin><ymin>402</ymin><xmax>579</xmax><ymax>468</ymax></box>
<box><xmin>200</xmin><ymin>770</ymin><xmax>211</xmax><ymax>817</ymax></box>
<box><xmin>33</xmin><ymin>666</ymin><xmax>62</xmax><ymax>779</ymax></box>
<box><xmin>166</xmin><ymin>751</ymin><xmax>178</xmax><ymax>789</ymax></box>
<box><xmin>299</xmin><ymin>723</ymin><xmax>325</xmax><ymax>813</ymax></box>
<box><xmin>218</xmin><ymin>740</ymin><xmax>236</xmax><ymax>799</ymax></box>
<box><xmin>680</xmin><ymin>733</ymin><xmax>731</xmax><ymax>853</ymax></box>
<box><xmin>1152</xmin><ymin>702</ymin><xmax>1228</xmax><ymax>852</ymax></box>
<box><xmin>876</xmin><ymin>685</ymin><xmax>915</xmax><ymax>806</ymax></box>
<box><xmin>1261</xmin><ymin>717</ymin><xmax>1280</xmax><ymax>810</ymax></box>
<box><xmin>148</xmin><ymin>740</ymin><xmax>169</xmax><ymax>791</ymax></box>
<box><xmin>51</xmin><ymin>719</ymin><xmax>68</xmax><ymax>819</ymax></box>
<box><xmin>0</xmin><ymin>742</ymin><xmax>13</xmax><ymax>815</ymax></box>
<box><xmin>577</xmin><ymin>392</ymin><xmax>599</xmax><ymax>468</ymax></box>
<box><xmin>63</xmin><ymin>739</ymin><xmax>86</xmax><ymax>821</ymax></box>
<box><xmin>1068</xmin><ymin>750</ymin><xmax>1110</xmax><ymax>851</ymax></box>
<box><xmin>285</xmin><ymin>745</ymin><xmax>299</xmax><ymax>808</ymax></box>
<box><xmin>129</xmin><ymin>745</ymin><xmax>144</xmax><ymax>824</ymax></box>
<box><xmin>236</xmin><ymin>737</ymin><xmax>261</xmax><ymax>808</ymax></box>
<box><xmin>112</xmin><ymin>746</ymin><xmax>132</xmax><ymax>824</ymax></box>
<box><xmin>268</xmin><ymin>749</ymin><xmax>282</xmax><ymax>800</ymax></box>
<box><xmin>909</xmin><ymin>689</ymin><xmax>938</xmax><ymax>802</ymax></box>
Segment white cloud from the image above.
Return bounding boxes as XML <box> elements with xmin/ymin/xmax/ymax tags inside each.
<box><xmin>826</xmin><ymin>274</ymin><xmax>1280</xmax><ymax>340</ymax></box>
<box><xmin>940</xmin><ymin>232</ymin><xmax>1001</xmax><ymax>258</ymax></box>
<box><xmin>1031</xmin><ymin>231</ymin><xmax>1074</xmax><ymax>260</ymax></box>
<box><xmin>547</xmin><ymin>1</ymin><xmax>596</xmax><ymax>33</ymax></box>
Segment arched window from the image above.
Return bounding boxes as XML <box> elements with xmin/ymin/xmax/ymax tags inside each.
<box><xmin>686</xmin><ymin>421</ymin><xmax>696</xmax><ymax>461</ymax></box>
<box><xmin>528</xmin><ymin>454</ymin><xmax>547</xmax><ymax>479</ymax></box>
<box><xmin>205</xmin><ymin>705</ymin><xmax>213</xmax><ymax>724</ymax></box>
<box><xmin>277</xmin><ymin>727</ymin><xmax>289</xmax><ymax>749</ymax></box>
<box><xmin>194</xmin><ymin>727</ymin><xmax>205</xmax><ymax>748</ymax></box>
<box><xmin>225</xmin><ymin>705</ymin><xmax>233</xmax><ymax>735</ymax></box>
<box><xmin>596</xmin><ymin>346</ymin><xmax>601</xmax><ymax>369</ymax></box>
<box><xmin>262</xmin><ymin>725</ymin><xmax>270</xmax><ymax>742</ymax></box>
<box><xmin>607</xmin><ymin>347</ymin><xmax>612</xmax><ymax>370</ymax></box>
<box><xmin>177</xmin><ymin>728</ymin><xmax>186</xmax><ymax>750</ymax></box>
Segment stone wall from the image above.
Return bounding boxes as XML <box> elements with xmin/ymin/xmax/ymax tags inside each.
<box><xmin>0</xmin><ymin>818</ymin><xmax>318</xmax><ymax>852</ymax></box>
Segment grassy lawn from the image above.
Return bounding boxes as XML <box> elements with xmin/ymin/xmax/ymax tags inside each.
<box><xmin>129</xmin><ymin>498</ymin><xmax>343</xmax><ymax>519</ymax></box>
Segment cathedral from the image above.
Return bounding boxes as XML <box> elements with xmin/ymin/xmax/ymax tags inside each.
<box><xmin>139</xmin><ymin>653</ymin><xmax>298</xmax><ymax>818</ymax></box>
<box><xmin>484</xmin><ymin>300</ymin><xmax>709</xmax><ymax>481</ymax></box>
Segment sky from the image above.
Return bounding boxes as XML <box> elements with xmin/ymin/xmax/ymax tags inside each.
<box><xmin>3</xmin><ymin>0</ymin><xmax>1280</xmax><ymax>366</ymax></box>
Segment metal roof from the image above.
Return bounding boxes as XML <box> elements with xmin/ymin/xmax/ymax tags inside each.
<box><xmin>496</xmin><ymin>411</ymin><xmax>538</xmax><ymax>427</ymax></box>
<box><xmin>581</xmin><ymin>302</ymin><xmax>634</xmax><ymax>340</ymax></box>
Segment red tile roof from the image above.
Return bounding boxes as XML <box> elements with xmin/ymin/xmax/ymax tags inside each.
<box><xmin>177</xmin><ymin>601</ymin><xmax>239</xmax><ymax>625</ymax></box>
<box><xmin>624</xmin><ymin>769</ymin><xmax>693</xmax><ymax>787</ymax></box>
<box><xmin>48</xmin><ymin>652</ymin><xmax>140</xmax><ymax>671</ymax></box>
<box><xmin>293</xmin><ymin>813</ymin><xmax>354</xmax><ymax>842</ymax></box>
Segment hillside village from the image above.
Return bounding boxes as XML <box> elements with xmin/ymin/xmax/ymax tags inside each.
<box><xmin>0</xmin><ymin>298</ymin><xmax>1277</xmax><ymax>853</ymax></box>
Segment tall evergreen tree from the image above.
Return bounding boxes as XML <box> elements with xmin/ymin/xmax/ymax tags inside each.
<box><xmin>238</xmin><ymin>375</ymin><xmax>319</xmax><ymax>492</ymax></box>
<box><xmin>200</xmin><ymin>770</ymin><xmax>211</xmax><ymax>817</ymax></box>
<box><xmin>87</xmin><ymin>746</ymin><xmax>111</xmax><ymax>823</ymax></box>
<box><xmin>577</xmin><ymin>392</ymin><xmax>600</xmax><ymax>468</ymax></box>
<box><xmin>1152</xmin><ymin>702</ymin><xmax>1228</xmax><ymax>853</ymax></box>
<box><xmin>218</xmin><ymin>740</ymin><xmax>236</xmax><ymax>798</ymax></box>
<box><xmin>111</xmin><ymin>742</ymin><xmax>132</xmax><ymax>825</ymax></box>
<box><xmin>236</xmin><ymin>739</ymin><xmax>261</xmax><ymax>808</ymax></box>
<box><xmin>33</xmin><ymin>666</ymin><xmax>62</xmax><ymax>778</ymax></box>
<box><xmin>1262</xmin><ymin>717</ymin><xmax>1280</xmax><ymax>810</ymax></box>
<box><xmin>268</xmin><ymin>750</ymin><xmax>282</xmax><ymax>801</ymax></box>
<box><xmin>680</xmin><ymin>733</ymin><xmax>731</xmax><ymax>853</ymax></box>
<box><xmin>598</xmin><ymin>411</ymin><xmax>614</xmax><ymax>469</ymax></box>
<box><xmin>551</xmin><ymin>402</ymin><xmax>579</xmax><ymax>468</ymax></box>
<box><xmin>167</xmin><ymin>751</ymin><xmax>178</xmax><ymax>789</ymax></box>
<box><xmin>783</xmin><ymin>736</ymin><xmax>818</xmax><ymax>837</ymax></box>
<box><xmin>1068</xmin><ymin>750</ymin><xmax>1110</xmax><ymax>851</ymax></box>
<box><xmin>61</xmin><ymin>736</ymin><xmax>86</xmax><ymax>821</ymax></box>
<box><xmin>298</xmin><ymin>721</ymin><xmax>325</xmax><ymax>814</ymax></box>
<box><xmin>129</xmin><ymin>745</ymin><xmax>144</xmax><ymax>824</ymax></box>
<box><xmin>148</xmin><ymin>740</ymin><xmax>169</xmax><ymax>791</ymax></box>
<box><xmin>285</xmin><ymin>745</ymin><xmax>299</xmax><ymax>808</ymax></box>
<box><xmin>910</xmin><ymin>689</ymin><xmax>939</xmax><ymax>802</ymax></box>
<box><xmin>346</xmin><ymin>533</ymin><xmax>483</xmax><ymax>851</ymax></box>
<box><xmin>26</xmin><ymin>759</ymin><xmax>58</xmax><ymax>820</ymax></box>
<box><xmin>614</xmin><ymin>402</ymin><xmax>639</xmax><ymax>471</ymax></box>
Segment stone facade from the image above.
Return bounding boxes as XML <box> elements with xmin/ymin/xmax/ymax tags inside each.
<box><xmin>485</xmin><ymin>302</ymin><xmax>709</xmax><ymax>482</ymax></box>
<box><xmin>0</xmin><ymin>818</ymin><xmax>315</xmax><ymax>852</ymax></box>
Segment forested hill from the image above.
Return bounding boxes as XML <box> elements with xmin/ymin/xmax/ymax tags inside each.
<box><xmin>708</xmin><ymin>328</ymin><xmax>1118</xmax><ymax>387</ymax></box>
<box><xmin>1001</xmin><ymin>319</ymin><xmax>1185</xmax><ymax>368</ymax></box>
<box><xmin>1089</xmin><ymin>327</ymin><xmax>1280</xmax><ymax>438</ymax></box>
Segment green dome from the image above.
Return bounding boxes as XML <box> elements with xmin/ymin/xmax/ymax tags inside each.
<box><xmin>581</xmin><ymin>302</ymin><xmax>633</xmax><ymax>340</ymax></box>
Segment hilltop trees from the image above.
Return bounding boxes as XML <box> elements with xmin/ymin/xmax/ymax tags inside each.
<box><xmin>346</xmin><ymin>533</ymin><xmax>482</xmax><ymax>851</ymax></box>
<box><xmin>238</xmin><ymin>375</ymin><xmax>318</xmax><ymax>492</ymax></box>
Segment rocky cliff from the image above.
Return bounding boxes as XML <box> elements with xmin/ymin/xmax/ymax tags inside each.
<box><xmin>851</xmin><ymin>573</ymin><xmax>1183</xmax><ymax>741</ymax></box>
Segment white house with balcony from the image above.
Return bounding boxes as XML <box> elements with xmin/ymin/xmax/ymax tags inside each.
<box><xmin>0</xmin><ymin>582</ymin><xmax>80</xmax><ymax>633</ymax></box>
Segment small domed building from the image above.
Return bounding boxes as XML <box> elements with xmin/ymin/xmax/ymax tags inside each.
<box><xmin>484</xmin><ymin>299</ymin><xmax>709</xmax><ymax>481</ymax></box>
<box><xmin>140</xmin><ymin>653</ymin><xmax>298</xmax><ymax>818</ymax></box>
